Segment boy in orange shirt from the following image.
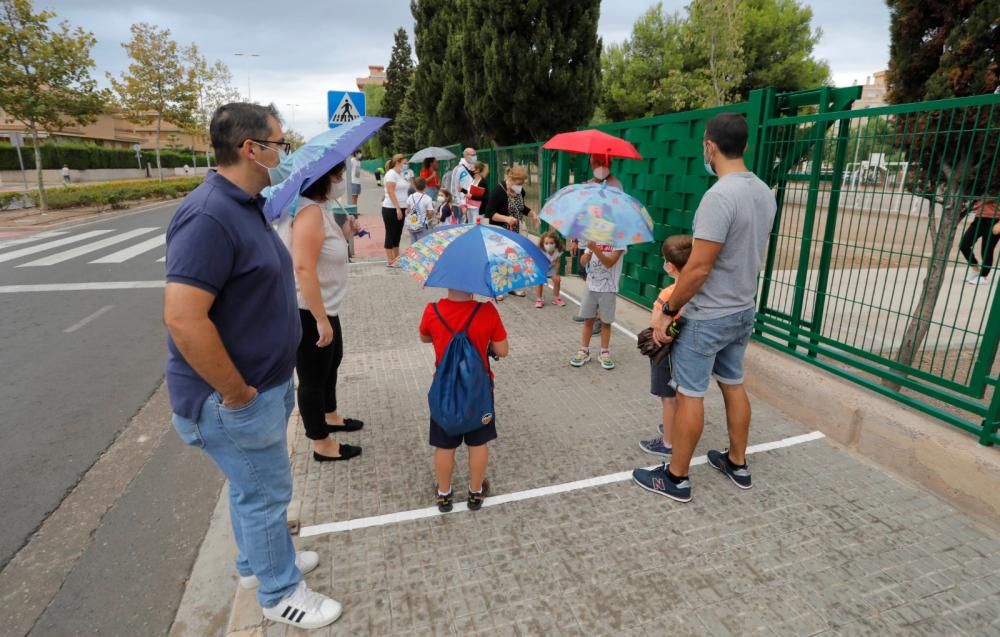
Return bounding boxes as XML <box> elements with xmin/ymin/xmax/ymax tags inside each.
<box><xmin>639</xmin><ymin>235</ymin><xmax>692</xmax><ymax>457</ymax></box>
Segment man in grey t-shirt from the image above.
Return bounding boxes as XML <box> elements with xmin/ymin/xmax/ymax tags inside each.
<box><xmin>632</xmin><ymin>113</ymin><xmax>776</xmax><ymax>503</ymax></box>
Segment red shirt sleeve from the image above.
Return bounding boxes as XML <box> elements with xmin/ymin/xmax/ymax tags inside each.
<box><xmin>482</xmin><ymin>303</ymin><xmax>507</xmax><ymax>343</ymax></box>
<box><xmin>419</xmin><ymin>303</ymin><xmax>434</xmax><ymax>337</ymax></box>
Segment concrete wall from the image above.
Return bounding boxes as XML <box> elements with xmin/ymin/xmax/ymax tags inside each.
<box><xmin>0</xmin><ymin>167</ymin><xmax>209</xmax><ymax>187</ymax></box>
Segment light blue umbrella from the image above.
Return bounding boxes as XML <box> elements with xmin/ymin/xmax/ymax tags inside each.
<box><xmin>539</xmin><ymin>182</ymin><xmax>654</xmax><ymax>248</ymax></box>
<box><xmin>408</xmin><ymin>146</ymin><xmax>457</xmax><ymax>163</ymax></box>
<box><xmin>398</xmin><ymin>224</ymin><xmax>549</xmax><ymax>297</ymax></box>
<box><xmin>262</xmin><ymin>117</ymin><xmax>389</xmax><ymax>221</ymax></box>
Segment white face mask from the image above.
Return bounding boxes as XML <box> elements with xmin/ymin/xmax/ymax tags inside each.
<box><xmin>467</xmin><ymin>155</ymin><xmax>477</xmax><ymax>164</ymax></box>
<box><xmin>544</xmin><ymin>242</ymin><xmax>557</xmax><ymax>253</ymax></box>
<box><xmin>593</xmin><ymin>166</ymin><xmax>610</xmax><ymax>181</ymax></box>
<box><xmin>330</xmin><ymin>178</ymin><xmax>347</xmax><ymax>200</ymax></box>
<box><xmin>510</xmin><ymin>183</ymin><xmax>523</xmax><ymax>194</ymax></box>
<box><xmin>436</xmin><ymin>194</ymin><xmax>445</xmax><ymax>204</ymax></box>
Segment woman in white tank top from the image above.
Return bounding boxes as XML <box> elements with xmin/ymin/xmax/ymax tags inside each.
<box><xmin>277</xmin><ymin>162</ymin><xmax>363</xmax><ymax>462</ymax></box>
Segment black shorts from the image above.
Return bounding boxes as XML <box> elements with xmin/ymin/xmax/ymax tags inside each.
<box><xmin>650</xmin><ymin>355</ymin><xmax>676</xmax><ymax>398</ymax></box>
<box><xmin>429</xmin><ymin>417</ymin><xmax>498</xmax><ymax>449</ymax></box>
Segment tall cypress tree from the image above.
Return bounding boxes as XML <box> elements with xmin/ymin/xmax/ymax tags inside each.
<box><xmin>463</xmin><ymin>0</ymin><xmax>602</xmax><ymax>145</ymax></box>
<box><xmin>380</xmin><ymin>27</ymin><xmax>414</xmax><ymax>150</ymax></box>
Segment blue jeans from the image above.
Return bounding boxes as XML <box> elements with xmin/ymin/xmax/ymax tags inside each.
<box><xmin>670</xmin><ymin>308</ymin><xmax>755</xmax><ymax>398</ymax></box>
<box><xmin>171</xmin><ymin>377</ymin><xmax>299</xmax><ymax>608</ymax></box>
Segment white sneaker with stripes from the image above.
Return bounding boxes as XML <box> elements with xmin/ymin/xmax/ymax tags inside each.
<box><xmin>238</xmin><ymin>550</ymin><xmax>320</xmax><ymax>589</ymax></box>
<box><xmin>262</xmin><ymin>580</ymin><xmax>342</xmax><ymax>629</ymax></box>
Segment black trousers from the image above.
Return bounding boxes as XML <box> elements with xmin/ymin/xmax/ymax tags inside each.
<box><xmin>296</xmin><ymin>310</ymin><xmax>344</xmax><ymax>441</ymax></box>
<box><xmin>959</xmin><ymin>217</ymin><xmax>1000</xmax><ymax>278</ymax></box>
<box><xmin>381</xmin><ymin>206</ymin><xmax>405</xmax><ymax>249</ymax></box>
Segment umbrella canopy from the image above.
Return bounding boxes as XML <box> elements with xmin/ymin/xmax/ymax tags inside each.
<box><xmin>539</xmin><ymin>182</ymin><xmax>654</xmax><ymax>249</ymax></box>
<box><xmin>408</xmin><ymin>146</ymin><xmax>457</xmax><ymax>163</ymax></box>
<box><xmin>398</xmin><ymin>224</ymin><xmax>549</xmax><ymax>298</ymax></box>
<box><xmin>542</xmin><ymin>129</ymin><xmax>642</xmax><ymax>160</ymax></box>
<box><xmin>262</xmin><ymin>116</ymin><xmax>389</xmax><ymax>221</ymax></box>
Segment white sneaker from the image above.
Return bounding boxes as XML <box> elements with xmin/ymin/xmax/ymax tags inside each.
<box><xmin>239</xmin><ymin>551</ymin><xmax>320</xmax><ymax>589</ymax></box>
<box><xmin>262</xmin><ymin>581</ymin><xmax>342</xmax><ymax>629</ymax></box>
<box><xmin>966</xmin><ymin>271</ymin><xmax>981</xmax><ymax>284</ymax></box>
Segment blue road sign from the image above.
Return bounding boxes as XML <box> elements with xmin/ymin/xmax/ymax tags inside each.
<box><xmin>328</xmin><ymin>91</ymin><xmax>366</xmax><ymax>128</ymax></box>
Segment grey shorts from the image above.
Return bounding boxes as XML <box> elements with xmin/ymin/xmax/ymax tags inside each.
<box><xmin>579</xmin><ymin>290</ymin><xmax>617</xmax><ymax>323</ymax></box>
<box><xmin>350</xmin><ymin>183</ymin><xmax>361</xmax><ymax>196</ymax></box>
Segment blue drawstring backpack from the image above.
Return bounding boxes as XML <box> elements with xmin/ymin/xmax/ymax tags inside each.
<box><xmin>428</xmin><ymin>303</ymin><xmax>495</xmax><ymax>435</ymax></box>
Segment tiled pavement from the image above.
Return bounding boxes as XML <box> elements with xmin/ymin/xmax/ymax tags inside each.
<box><xmin>234</xmin><ymin>260</ymin><xmax>1000</xmax><ymax>637</ymax></box>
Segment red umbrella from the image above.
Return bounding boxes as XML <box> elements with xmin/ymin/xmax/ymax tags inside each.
<box><xmin>542</xmin><ymin>129</ymin><xmax>642</xmax><ymax>160</ymax></box>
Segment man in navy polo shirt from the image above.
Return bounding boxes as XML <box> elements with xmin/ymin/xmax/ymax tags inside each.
<box><xmin>163</xmin><ymin>103</ymin><xmax>341</xmax><ymax>630</ymax></box>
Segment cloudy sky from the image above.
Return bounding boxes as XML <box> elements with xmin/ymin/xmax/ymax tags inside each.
<box><xmin>44</xmin><ymin>0</ymin><xmax>890</xmax><ymax>139</ymax></box>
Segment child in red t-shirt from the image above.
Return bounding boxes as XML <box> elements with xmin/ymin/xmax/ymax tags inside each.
<box><xmin>419</xmin><ymin>289</ymin><xmax>509</xmax><ymax>512</ymax></box>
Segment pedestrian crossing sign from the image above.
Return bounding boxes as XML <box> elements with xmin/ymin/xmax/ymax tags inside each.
<box><xmin>328</xmin><ymin>91</ymin><xmax>365</xmax><ymax>128</ymax></box>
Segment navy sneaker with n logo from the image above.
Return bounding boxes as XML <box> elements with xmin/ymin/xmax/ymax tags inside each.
<box><xmin>632</xmin><ymin>464</ymin><xmax>691</xmax><ymax>502</ymax></box>
<box><xmin>707</xmin><ymin>449</ymin><xmax>752</xmax><ymax>489</ymax></box>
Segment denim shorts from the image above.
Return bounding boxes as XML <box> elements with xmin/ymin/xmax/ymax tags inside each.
<box><xmin>670</xmin><ymin>307</ymin><xmax>755</xmax><ymax>398</ymax></box>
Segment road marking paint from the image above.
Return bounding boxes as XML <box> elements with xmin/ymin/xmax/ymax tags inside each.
<box><xmin>63</xmin><ymin>305</ymin><xmax>114</xmax><ymax>333</ymax></box>
<box><xmin>0</xmin><ymin>281</ymin><xmax>164</xmax><ymax>293</ymax></box>
<box><xmin>0</xmin><ymin>230</ymin><xmax>114</xmax><ymax>263</ymax></box>
<box><xmin>18</xmin><ymin>228</ymin><xmax>160</xmax><ymax>267</ymax></box>
<box><xmin>350</xmin><ymin>259</ymin><xmax>388</xmax><ymax>266</ymax></box>
<box><xmin>156</xmin><ymin>256</ymin><xmax>165</xmax><ymax>263</ymax></box>
<box><xmin>299</xmin><ymin>430</ymin><xmax>826</xmax><ymax>538</ymax></box>
<box><xmin>0</xmin><ymin>231</ymin><xmax>69</xmax><ymax>249</ymax></box>
<box><xmin>90</xmin><ymin>233</ymin><xmax>166</xmax><ymax>263</ymax></box>
<box><xmin>549</xmin><ymin>285</ymin><xmax>639</xmax><ymax>340</ymax></box>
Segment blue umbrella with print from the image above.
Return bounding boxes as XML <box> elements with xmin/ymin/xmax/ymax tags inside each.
<box><xmin>262</xmin><ymin>116</ymin><xmax>389</xmax><ymax>221</ymax></box>
<box><xmin>398</xmin><ymin>224</ymin><xmax>549</xmax><ymax>298</ymax></box>
<box><xmin>539</xmin><ymin>182</ymin><xmax>654</xmax><ymax>248</ymax></box>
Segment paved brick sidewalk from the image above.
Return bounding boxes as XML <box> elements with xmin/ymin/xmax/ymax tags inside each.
<box><xmin>228</xmin><ymin>262</ymin><xmax>1000</xmax><ymax>637</ymax></box>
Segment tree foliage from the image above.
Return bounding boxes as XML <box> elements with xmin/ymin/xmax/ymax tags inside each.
<box><xmin>885</xmin><ymin>0</ymin><xmax>1000</xmax><ymax>379</ymax></box>
<box><xmin>184</xmin><ymin>45</ymin><xmax>241</xmax><ymax>166</ymax></box>
<box><xmin>0</xmin><ymin>0</ymin><xmax>105</xmax><ymax>210</ymax></box>
<box><xmin>109</xmin><ymin>23</ymin><xmax>198</xmax><ymax>182</ymax></box>
<box><xmin>380</xmin><ymin>27</ymin><xmax>415</xmax><ymax>150</ymax></box>
<box><xmin>462</xmin><ymin>0</ymin><xmax>602</xmax><ymax>145</ymax></box>
<box><xmin>601</xmin><ymin>0</ymin><xmax>829</xmax><ymax>121</ymax></box>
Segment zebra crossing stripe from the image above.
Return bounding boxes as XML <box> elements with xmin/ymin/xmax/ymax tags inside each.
<box><xmin>18</xmin><ymin>228</ymin><xmax>159</xmax><ymax>267</ymax></box>
<box><xmin>0</xmin><ymin>230</ymin><xmax>114</xmax><ymax>264</ymax></box>
<box><xmin>90</xmin><ymin>233</ymin><xmax>166</xmax><ymax>264</ymax></box>
<box><xmin>0</xmin><ymin>231</ymin><xmax>69</xmax><ymax>250</ymax></box>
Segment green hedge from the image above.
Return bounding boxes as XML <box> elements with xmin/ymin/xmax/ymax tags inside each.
<box><xmin>0</xmin><ymin>142</ymin><xmax>201</xmax><ymax>171</ymax></box>
<box><xmin>20</xmin><ymin>177</ymin><xmax>204</xmax><ymax>211</ymax></box>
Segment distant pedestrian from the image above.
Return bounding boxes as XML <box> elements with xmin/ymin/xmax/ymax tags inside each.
<box><xmin>420</xmin><ymin>157</ymin><xmax>440</xmax><ymax>201</ymax></box>
<box><xmin>485</xmin><ymin>164</ymin><xmax>537</xmax><ymax>299</ymax></box>
<box><xmin>437</xmin><ymin>189</ymin><xmax>457</xmax><ymax>224</ymax></box>
<box><xmin>349</xmin><ymin>150</ymin><xmax>362</xmax><ymax>205</ymax></box>
<box><xmin>374</xmin><ymin>165</ymin><xmax>384</xmax><ymax>186</ymax></box>
<box><xmin>276</xmin><ymin>161</ymin><xmax>364</xmax><ymax>464</ymax></box>
<box><xmin>419</xmin><ymin>289</ymin><xmax>509</xmax><ymax>513</ymax></box>
<box><xmin>61</xmin><ymin>164</ymin><xmax>70</xmax><ymax>186</ymax></box>
<box><xmin>534</xmin><ymin>231</ymin><xmax>567</xmax><ymax>308</ymax></box>
<box><xmin>381</xmin><ymin>153</ymin><xmax>409</xmax><ymax>266</ymax></box>
<box><xmin>569</xmin><ymin>240</ymin><xmax>626</xmax><ymax>370</ymax></box>
<box><xmin>959</xmin><ymin>197</ymin><xmax>1000</xmax><ymax>285</ymax></box>
<box><xmin>404</xmin><ymin>176</ymin><xmax>435</xmax><ymax>243</ymax></box>
<box><xmin>632</xmin><ymin>112</ymin><xmax>777</xmax><ymax>503</ymax></box>
<box><xmin>163</xmin><ymin>102</ymin><xmax>342</xmax><ymax>629</ymax></box>
<box><xmin>469</xmin><ymin>161</ymin><xmax>489</xmax><ymax>219</ymax></box>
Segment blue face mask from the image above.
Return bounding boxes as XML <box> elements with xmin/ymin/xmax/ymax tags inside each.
<box><xmin>703</xmin><ymin>145</ymin><xmax>716</xmax><ymax>177</ymax></box>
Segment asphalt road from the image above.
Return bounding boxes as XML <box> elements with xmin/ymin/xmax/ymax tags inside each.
<box><xmin>0</xmin><ymin>202</ymin><xmax>225</xmax><ymax>636</ymax></box>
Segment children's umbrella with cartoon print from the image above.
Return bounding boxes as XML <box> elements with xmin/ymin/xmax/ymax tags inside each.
<box><xmin>539</xmin><ymin>182</ymin><xmax>654</xmax><ymax>249</ymax></box>
<box><xmin>397</xmin><ymin>224</ymin><xmax>549</xmax><ymax>298</ymax></box>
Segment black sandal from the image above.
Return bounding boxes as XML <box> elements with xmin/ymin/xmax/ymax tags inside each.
<box><xmin>326</xmin><ymin>418</ymin><xmax>364</xmax><ymax>433</ymax></box>
<box><xmin>313</xmin><ymin>443</ymin><xmax>362</xmax><ymax>462</ymax></box>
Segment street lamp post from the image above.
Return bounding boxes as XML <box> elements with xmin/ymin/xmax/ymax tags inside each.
<box><xmin>233</xmin><ymin>52</ymin><xmax>261</xmax><ymax>101</ymax></box>
<box><xmin>285</xmin><ymin>103</ymin><xmax>300</xmax><ymax>128</ymax></box>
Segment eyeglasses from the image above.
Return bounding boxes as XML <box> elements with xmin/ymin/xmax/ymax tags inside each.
<box><xmin>245</xmin><ymin>139</ymin><xmax>291</xmax><ymax>154</ymax></box>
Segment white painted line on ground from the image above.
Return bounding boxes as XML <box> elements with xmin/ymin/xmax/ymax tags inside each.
<box><xmin>350</xmin><ymin>259</ymin><xmax>388</xmax><ymax>266</ymax></box>
<box><xmin>63</xmin><ymin>305</ymin><xmax>114</xmax><ymax>333</ymax></box>
<box><xmin>0</xmin><ymin>281</ymin><xmax>164</xmax><ymax>293</ymax></box>
<box><xmin>551</xmin><ymin>285</ymin><xmax>639</xmax><ymax>341</ymax></box>
<box><xmin>90</xmin><ymin>233</ymin><xmax>166</xmax><ymax>263</ymax></box>
<box><xmin>299</xmin><ymin>430</ymin><xmax>826</xmax><ymax>538</ymax></box>
<box><xmin>0</xmin><ymin>230</ymin><xmax>114</xmax><ymax>263</ymax></box>
<box><xmin>156</xmin><ymin>256</ymin><xmax>165</xmax><ymax>263</ymax></box>
<box><xmin>18</xmin><ymin>228</ymin><xmax>160</xmax><ymax>267</ymax></box>
<box><xmin>0</xmin><ymin>231</ymin><xmax>69</xmax><ymax>250</ymax></box>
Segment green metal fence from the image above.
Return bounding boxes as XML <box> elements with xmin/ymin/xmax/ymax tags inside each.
<box><xmin>421</xmin><ymin>87</ymin><xmax>1000</xmax><ymax>445</ymax></box>
<box><xmin>754</xmin><ymin>91</ymin><xmax>1000</xmax><ymax>446</ymax></box>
